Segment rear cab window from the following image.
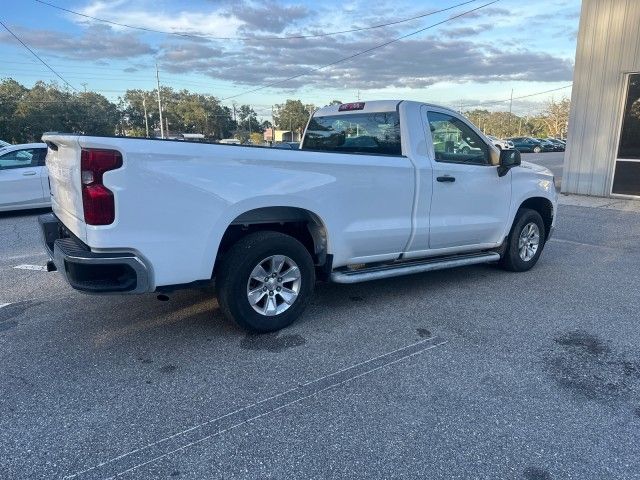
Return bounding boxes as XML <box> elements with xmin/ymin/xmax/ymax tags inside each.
<box><xmin>302</xmin><ymin>111</ymin><xmax>402</xmax><ymax>156</ymax></box>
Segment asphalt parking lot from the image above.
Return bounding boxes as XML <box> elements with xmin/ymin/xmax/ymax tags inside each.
<box><xmin>1</xmin><ymin>153</ymin><xmax>639</xmax><ymax>479</ymax></box>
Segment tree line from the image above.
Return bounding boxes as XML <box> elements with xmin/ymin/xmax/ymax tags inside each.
<box><xmin>0</xmin><ymin>79</ymin><xmax>314</xmax><ymax>144</ymax></box>
<box><xmin>0</xmin><ymin>78</ymin><xmax>569</xmax><ymax>144</ymax></box>
<box><xmin>464</xmin><ymin>98</ymin><xmax>570</xmax><ymax>139</ymax></box>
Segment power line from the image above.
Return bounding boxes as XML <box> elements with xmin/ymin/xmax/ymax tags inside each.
<box><xmin>35</xmin><ymin>0</ymin><xmax>479</xmax><ymax>41</ymax></box>
<box><xmin>461</xmin><ymin>85</ymin><xmax>572</xmax><ymax>109</ymax></box>
<box><xmin>221</xmin><ymin>0</ymin><xmax>500</xmax><ymax>101</ymax></box>
<box><xmin>0</xmin><ymin>20</ymin><xmax>77</xmax><ymax>91</ymax></box>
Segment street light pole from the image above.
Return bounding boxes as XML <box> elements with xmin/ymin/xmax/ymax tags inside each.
<box><xmin>156</xmin><ymin>63</ymin><xmax>164</xmax><ymax>139</ymax></box>
<box><xmin>142</xmin><ymin>95</ymin><xmax>149</xmax><ymax>138</ymax></box>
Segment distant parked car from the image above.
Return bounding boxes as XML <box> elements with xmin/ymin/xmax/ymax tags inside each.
<box><xmin>272</xmin><ymin>142</ymin><xmax>300</xmax><ymax>149</ymax></box>
<box><xmin>0</xmin><ymin>143</ymin><xmax>50</xmax><ymax>212</ymax></box>
<box><xmin>454</xmin><ymin>138</ymin><xmax>482</xmax><ymax>154</ymax></box>
<box><xmin>534</xmin><ymin>138</ymin><xmax>562</xmax><ymax>152</ymax></box>
<box><xmin>487</xmin><ymin>135</ymin><xmax>514</xmax><ymax>150</ymax></box>
<box><xmin>219</xmin><ymin>138</ymin><xmax>241</xmax><ymax>145</ymax></box>
<box><xmin>507</xmin><ymin>137</ymin><xmax>550</xmax><ymax>153</ymax></box>
<box><xmin>544</xmin><ymin>138</ymin><xmax>566</xmax><ymax>151</ymax></box>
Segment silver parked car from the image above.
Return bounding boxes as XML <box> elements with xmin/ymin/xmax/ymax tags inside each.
<box><xmin>487</xmin><ymin>135</ymin><xmax>514</xmax><ymax>150</ymax></box>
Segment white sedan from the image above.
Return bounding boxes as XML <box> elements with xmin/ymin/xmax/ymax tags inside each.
<box><xmin>0</xmin><ymin>142</ymin><xmax>51</xmax><ymax>212</ymax></box>
<box><xmin>487</xmin><ymin>135</ymin><xmax>514</xmax><ymax>150</ymax></box>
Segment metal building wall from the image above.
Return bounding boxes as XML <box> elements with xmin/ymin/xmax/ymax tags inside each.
<box><xmin>563</xmin><ymin>0</ymin><xmax>640</xmax><ymax>197</ymax></box>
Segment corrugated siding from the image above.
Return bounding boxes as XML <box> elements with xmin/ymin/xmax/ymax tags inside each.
<box><xmin>563</xmin><ymin>0</ymin><xmax>640</xmax><ymax>196</ymax></box>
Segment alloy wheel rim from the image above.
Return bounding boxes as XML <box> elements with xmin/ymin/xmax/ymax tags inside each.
<box><xmin>518</xmin><ymin>222</ymin><xmax>540</xmax><ymax>261</ymax></box>
<box><xmin>246</xmin><ymin>255</ymin><xmax>301</xmax><ymax>316</ymax></box>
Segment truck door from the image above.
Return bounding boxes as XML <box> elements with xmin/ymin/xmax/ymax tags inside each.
<box><xmin>424</xmin><ymin>109</ymin><xmax>511</xmax><ymax>249</ymax></box>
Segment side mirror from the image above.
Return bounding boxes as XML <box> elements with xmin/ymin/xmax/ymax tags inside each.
<box><xmin>497</xmin><ymin>149</ymin><xmax>521</xmax><ymax>177</ymax></box>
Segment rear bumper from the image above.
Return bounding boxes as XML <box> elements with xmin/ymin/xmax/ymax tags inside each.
<box><xmin>38</xmin><ymin>213</ymin><xmax>151</xmax><ymax>294</ymax></box>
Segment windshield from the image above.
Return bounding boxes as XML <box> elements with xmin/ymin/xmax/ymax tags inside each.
<box><xmin>302</xmin><ymin>111</ymin><xmax>401</xmax><ymax>155</ymax></box>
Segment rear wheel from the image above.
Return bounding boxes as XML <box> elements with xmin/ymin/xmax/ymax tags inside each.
<box><xmin>215</xmin><ymin>231</ymin><xmax>315</xmax><ymax>332</ymax></box>
<box><xmin>499</xmin><ymin>209</ymin><xmax>546</xmax><ymax>272</ymax></box>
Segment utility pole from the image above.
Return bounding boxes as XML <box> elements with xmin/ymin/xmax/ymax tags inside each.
<box><xmin>508</xmin><ymin>88</ymin><xmax>514</xmax><ymax>134</ymax></box>
<box><xmin>142</xmin><ymin>95</ymin><xmax>149</xmax><ymax>138</ymax></box>
<box><xmin>509</xmin><ymin>88</ymin><xmax>514</xmax><ymax>115</ymax></box>
<box><xmin>518</xmin><ymin>116</ymin><xmax>523</xmax><ymax>136</ymax></box>
<box><xmin>165</xmin><ymin>117</ymin><xmax>169</xmax><ymax>138</ymax></box>
<box><xmin>270</xmin><ymin>105</ymin><xmax>275</xmax><ymax>145</ymax></box>
<box><xmin>156</xmin><ymin>63</ymin><xmax>164</xmax><ymax>139</ymax></box>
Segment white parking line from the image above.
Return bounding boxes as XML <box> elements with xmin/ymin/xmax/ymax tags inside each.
<box><xmin>0</xmin><ymin>303</ymin><xmax>10</xmax><ymax>309</ymax></box>
<box><xmin>13</xmin><ymin>264</ymin><xmax>48</xmax><ymax>272</ymax></box>
<box><xmin>63</xmin><ymin>336</ymin><xmax>447</xmax><ymax>479</ymax></box>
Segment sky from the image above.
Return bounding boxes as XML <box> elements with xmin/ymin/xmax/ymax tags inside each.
<box><xmin>0</xmin><ymin>0</ymin><xmax>581</xmax><ymax>120</ymax></box>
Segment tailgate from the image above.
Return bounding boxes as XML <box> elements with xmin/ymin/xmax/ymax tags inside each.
<box><xmin>42</xmin><ymin>134</ymin><xmax>87</xmax><ymax>241</ymax></box>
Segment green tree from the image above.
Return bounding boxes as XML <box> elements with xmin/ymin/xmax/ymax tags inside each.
<box><xmin>236</xmin><ymin>104</ymin><xmax>261</xmax><ymax>136</ymax></box>
<box><xmin>119</xmin><ymin>87</ymin><xmax>236</xmax><ymax>139</ymax></box>
<box><xmin>0</xmin><ymin>79</ymin><xmax>28</xmax><ymax>142</ymax></box>
<box><xmin>273</xmin><ymin>99</ymin><xmax>315</xmax><ymax>134</ymax></box>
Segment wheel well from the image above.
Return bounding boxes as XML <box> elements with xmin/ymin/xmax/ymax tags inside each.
<box><xmin>519</xmin><ymin>197</ymin><xmax>554</xmax><ymax>237</ymax></box>
<box><xmin>215</xmin><ymin>207</ymin><xmax>328</xmax><ymax>274</ymax></box>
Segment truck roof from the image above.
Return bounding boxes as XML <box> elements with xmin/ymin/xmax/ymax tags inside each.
<box><xmin>313</xmin><ymin>100</ymin><xmax>460</xmax><ymax>117</ymax></box>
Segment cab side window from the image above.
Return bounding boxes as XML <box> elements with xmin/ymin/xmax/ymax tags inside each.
<box><xmin>0</xmin><ymin>148</ymin><xmax>40</xmax><ymax>171</ymax></box>
<box><xmin>427</xmin><ymin>112</ymin><xmax>490</xmax><ymax>165</ymax></box>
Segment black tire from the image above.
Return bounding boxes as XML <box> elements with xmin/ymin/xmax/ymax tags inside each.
<box><xmin>499</xmin><ymin>208</ymin><xmax>546</xmax><ymax>272</ymax></box>
<box><xmin>215</xmin><ymin>231</ymin><xmax>315</xmax><ymax>332</ymax></box>
<box><xmin>533</xmin><ymin>146</ymin><xmax>542</xmax><ymax>153</ymax></box>
<box><xmin>461</xmin><ymin>146</ymin><xmax>470</xmax><ymax>154</ymax></box>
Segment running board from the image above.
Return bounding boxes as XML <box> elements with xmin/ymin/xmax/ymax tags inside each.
<box><xmin>330</xmin><ymin>252</ymin><xmax>501</xmax><ymax>284</ymax></box>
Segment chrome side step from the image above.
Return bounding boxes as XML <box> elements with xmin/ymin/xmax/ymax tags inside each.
<box><xmin>330</xmin><ymin>252</ymin><xmax>500</xmax><ymax>284</ymax></box>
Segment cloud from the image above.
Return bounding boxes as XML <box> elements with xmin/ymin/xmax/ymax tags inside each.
<box><xmin>442</xmin><ymin>24</ymin><xmax>493</xmax><ymax>38</ymax></box>
<box><xmin>451</xmin><ymin>6</ymin><xmax>510</xmax><ymax>20</ymax></box>
<box><xmin>159</xmin><ymin>42</ymin><xmax>224</xmax><ymax>72</ymax></box>
<box><xmin>231</xmin><ymin>2</ymin><xmax>311</xmax><ymax>34</ymax></box>
<box><xmin>0</xmin><ymin>24</ymin><xmax>155</xmax><ymax>60</ymax></box>
<box><xmin>77</xmin><ymin>0</ymin><xmax>244</xmax><ymax>38</ymax></box>
<box><xmin>158</xmin><ymin>34</ymin><xmax>574</xmax><ymax>92</ymax></box>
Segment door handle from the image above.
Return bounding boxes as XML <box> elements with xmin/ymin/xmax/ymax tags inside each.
<box><xmin>436</xmin><ymin>175</ymin><xmax>455</xmax><ymax>183</ymax></box>
<box><xmin>22</xmin><ymin>171</ymin><xmax>37</xmax><ymax>176</ymax></box>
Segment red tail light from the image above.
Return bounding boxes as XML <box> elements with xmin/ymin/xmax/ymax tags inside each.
<box><xmin>80</xmin><ymin>149</ymin><xmax>122</xmax><ymax>225</ymax></box>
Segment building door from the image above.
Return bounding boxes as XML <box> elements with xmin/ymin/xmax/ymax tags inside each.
<box><xmin>612</xmin><ymin>73</ymin><xmax>640</xmax><ymax>196</ymax></box>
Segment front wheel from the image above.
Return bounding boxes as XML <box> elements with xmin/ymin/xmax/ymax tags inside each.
<box><xmin>499</xmin><ymin>209</ymin><xmax>546</xmax><ymax>272</ymax></box>
<box><xmin>533</xmin><ymin>146</ymin><xmax>542</xmax><ymax>153</ymax></box>
<box><xmin>215</xmin><ymin>231</ymin><xmax>315</xmax><ymax>332</ymax></box>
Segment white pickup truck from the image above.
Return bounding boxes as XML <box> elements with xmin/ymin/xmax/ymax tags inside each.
<box><xmin>39</xmin><ymin>100</ymin><xmax>557</xmax><ymax>332</ymax></box>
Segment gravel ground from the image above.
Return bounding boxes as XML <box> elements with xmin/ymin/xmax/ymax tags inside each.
<box><xmin>1</xmin><ymin>175</ymin><xmax>639</xmax><ymax>479</ymax></box>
